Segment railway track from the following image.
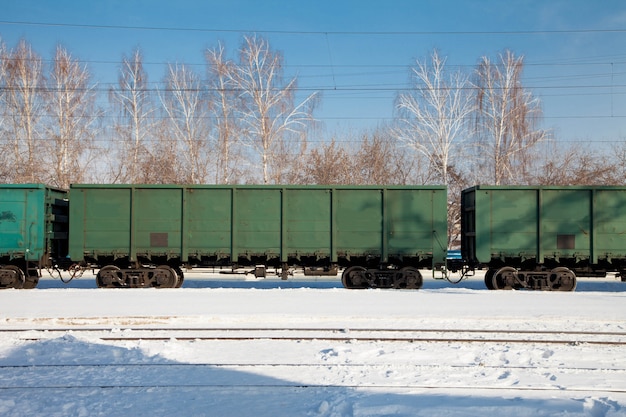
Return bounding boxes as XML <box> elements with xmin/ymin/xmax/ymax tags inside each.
<box><xmin>1</xmin><ymin>362</ymin><xmax>625</xmax><ymax>393</ymax></box>
<box><xmin>4</xmin><ymin>326</ymin><xmax>626</xmax><ymax>346</ymax></box>
<box><xmin>2</xmin><ymin>323</ymin><xmax>625</xmax><ymax>416</ymax></box>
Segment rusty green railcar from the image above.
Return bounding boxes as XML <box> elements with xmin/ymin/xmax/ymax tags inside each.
<box><xmin>0</xmin><ymin>184</ymin><xmax>69</xmax><ymax>289</ymax></box>
<box><xmin>462</xmin><ymin>185</ymin><xmax>626</xmax><ymax>291</ymax></box>
<box><xmin>69</xmin><ymin>184</ymin><xmax>447</xmax><ymax>289</ymax></box>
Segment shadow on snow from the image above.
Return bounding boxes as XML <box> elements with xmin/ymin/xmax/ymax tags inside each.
<box><xmin>36</xmin><ymin>271</ymin><xmax>626</xmax><ymax>292</ymax></box>
<box><xmin>0</xmin><ymin>336</ymin><xmax>620</xmax><ymax>417</ymax></box>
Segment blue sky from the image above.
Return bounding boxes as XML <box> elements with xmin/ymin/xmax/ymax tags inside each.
<box><xmin>1</xmin><ymin>0</ymin><xmax>626</xmax><ymax>145</ymax></box>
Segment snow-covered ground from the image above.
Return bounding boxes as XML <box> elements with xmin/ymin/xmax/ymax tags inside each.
<box><xmin>1</xmin><ymin>271</ymin><xmax>626</xmax><ymax>417</ymax></box>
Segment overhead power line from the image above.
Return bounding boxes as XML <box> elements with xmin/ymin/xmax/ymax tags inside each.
<box><xmin>1</xmin><ymin>20</ymin><xmax>625</xmax><ymax>36</ymax></box>
<box><xmin>2</xmin><ymin>83</ymin><xmax>625</xmax><ymax>93</ymax></box>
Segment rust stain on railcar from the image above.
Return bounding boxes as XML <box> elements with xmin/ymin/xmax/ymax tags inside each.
<box><xmin>0</xmin><ymin>211</ymin><xmax>17</xmax><ymax>223</ymax></box>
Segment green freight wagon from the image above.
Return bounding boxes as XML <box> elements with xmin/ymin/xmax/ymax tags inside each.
<box><xmin>69</xmin><ymin>184</ymin><xmax>447</xmax><ymax>289</ymax></box>
<box><xmin>461</xmin><ymin>185</ymin><xmax>626</xmax><ymax>291</ymax></box>
<box><xmin>0</xmin><ymin>184</ymin><xmax>69</xmax><ymax>289</ymax></box>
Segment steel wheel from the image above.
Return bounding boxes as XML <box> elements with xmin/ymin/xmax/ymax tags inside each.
<box><xmin>394</xmin><ymin>267</ymin><xmax>423</xmax><ymax>289</ymax></box>
<box><xmin>96</xmin><ymin>265</ymin><xmax>122</xmax><ymax>288</ymax></box>
<box><xmin>341</xmin><ymin>266</ymin><xmax>367</xmax><ymax>289</ymax></box>
<box><xmin>550</xmin><ymin>267</ymin><xmax>576</xmax><ymax>292</ymax></box>
<box><xmin>174</xmin><ymin>267</ymin><xmax>185</xmax><ymax>288</ymax></box>
<box><xmin>23</xmin><ymin>269</ymin><xmax>40</xmax><ymax>289</ymax></box>
<box><xmin>492</xmin><ymin>266</ymin><xmax>517</xmax><ymax>290</ymax></box>
<box><xmin>484</xmin><ymin>269</ymin><xmax>495</xmax><ymax>290</ymax></box>
<box><xmin>0</xmin><ymin>265</ymin><xmax>25</xmax><ymax>289</ymax></box>
<box><xmin>153</xmin><ymin>265</ymin><xmax>178</xmax><ymax>288</ymax></box>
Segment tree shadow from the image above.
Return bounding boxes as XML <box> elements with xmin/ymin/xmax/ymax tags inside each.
<box><xmin>0</xmin><ymin>336</ymin><xmax>621</xmax><ymax>417</ymax></box>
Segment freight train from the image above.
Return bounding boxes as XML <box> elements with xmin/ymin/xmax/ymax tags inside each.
<box><xmin>2</xmin><ymin>183</ymin><xmax>626</xmax><ymax>291</ymax></box>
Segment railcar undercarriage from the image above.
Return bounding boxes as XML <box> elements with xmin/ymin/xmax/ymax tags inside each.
<box><xmin>341</xmin><ymin>266</ymin><xmax>423</xmax><ymax>289</ymax></box>
<box><xmin>485</xmin><ymin>266</ymin><xmax>577</xmax><ymax>291</ymax></box>
<box><xmin>0</xmin><ymin>262</ymin><xmax>40</xmax><ymax>289</ymax></box>
<box><xmin>96</xmin><ymin>265</ymin><xmax>184</xmax><ymax>289</ymax></box>
<box><xmin>0</xmin><ymin>265</ymin><xmax>25</xmax><ymax>289</ymax></box>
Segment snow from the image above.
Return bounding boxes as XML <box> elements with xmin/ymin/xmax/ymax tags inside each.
<box><xmin>1</xmin><ymin>271</ymin><xmax>626</xmax><ymax>417</ymax></box>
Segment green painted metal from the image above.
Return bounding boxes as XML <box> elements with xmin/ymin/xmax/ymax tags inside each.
<box><xmin>461</xmin><ymin>185</ymin><xmax>626</xmax><ymax>266</ymax></box>
<box><xmin>0</xmin><ymin>184</ymin><xmax>68</xmax><ymax>264</ymax></box>
<box><xmin>70</xmin><ymin>184</ymin><xmax>447</xmax><ymax>269</ymax></box>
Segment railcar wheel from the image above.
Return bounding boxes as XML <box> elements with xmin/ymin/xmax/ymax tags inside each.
<box><xmin>23</xmin><ymin>270</ymin><xmax>40</xmax><ymax>289</ymax></box>
<box><xmin>394</xmin><ymin>267</ymin><xmax>423</xmax><ymax>289</ymax></box>
<box><xmin>550</xmin><ymin>267</ymin><xmax>576</xmax><ymax>292</ymax></box>
<box><xmin>0</xmin><ymin>265</ymin><xmax>25</xmax><ymax>289</ymax></box>
<box><xmin>96</xmin><ymin>265</ymin><xmax>122</xmax><ymax>288</ymax></box>
<box><xmin>174</xmin><ymin>267</ymin><xmax>184</xmax><ymax>288</ymax></box>
<box><xmin>341</xmin><ymin>266</ymin><xmax>368</xmax><ymax>289</ymax></box>
<box><xmin>153</xmin><ymin>265</ymin><xmax>178</xmax><ymax>288</ymax></box>
<box><xmin>484</xmin><ymin>269</ymin><xmax>495</xmax><ymax>290</ymax></box>
<box><xmin>492</xmin><ymin>266</ymin><xmax>517</xmax><ymax>290</ymax></box>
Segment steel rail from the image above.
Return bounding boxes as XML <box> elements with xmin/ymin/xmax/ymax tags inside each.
<box><xmin>5</xmin><ymin>327</ymin><xmax>626</xmax><ymax>345</ymax></box>
<box><xmin>1</xmin><ymin>362</ymin><xmax>625</xmax><ymax>372</ymax></box>
<box><xmin>0</xmin><ymin>382</ymin><xmax>624</xmax><ymax>395</ymax></box>
<box><xmin>2</xmin><ymin>326</ymin><xmax>626</xmax><ymax>336</ymax></box>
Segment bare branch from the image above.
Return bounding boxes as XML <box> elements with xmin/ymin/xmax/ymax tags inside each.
<box><xmin>472</xmin><ymin>50</ymin><xmax>549</xmax><ymax>185</ymax></box>
<box><xmin>395</xmin><ymin>50</ymin><xmax>474</xmax><ymax>185</ymax></box>
<box><xmin>108</xmin><ymin>49</ymin><xmax>156</xmax><ymax>183</ymax></box>
<box><xmin>230</xmin><ymin>35</ymin><xmax>318</xmax><ymax>184</ymax></box>
<box><xmin>44</xmin><ymin>45</ymin><xmax>99</xmax><ymax>188</ymax></box>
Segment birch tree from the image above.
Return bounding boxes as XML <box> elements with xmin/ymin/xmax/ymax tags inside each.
<box><xmin>3</xmin><ymin>39</ymin><xmax>45</xmax><ymax>182</ymax></box>
<box><xmin>473</xmin><ymin>50</ymin><xmax>548</xmax><ymax>185</ymax></box>
<box><xmin>206</xmin><ymin>43</ymin><xmax>243</xmax><ymax>184</ymax></box>
<box><xmin>0</xmin><ymin>39</ymin><xmax>8</xmax><ymax>182</ymax></box>
<box><xmin>396</xmin><ymin>50</ymin><xmax>474</xmax><ymax>185</ymax></box>
<box><xmin>231</xmin><ymin>35</ymin><xmax>317</xmax><ymax>184</ymax></box>
<box><xmin>45</xmin><ymin>45</ymin><xmax>98</xmax><ymax>188</ymax></box>
<box><xmin>159</xmin><ymin>63</ymin><xmax>209</xmax><ymax>184</ymax></box>
<box><xmin>109</xmin><ymin>49</ymin><xmax>155</xmax><ymax>183</ymax></box>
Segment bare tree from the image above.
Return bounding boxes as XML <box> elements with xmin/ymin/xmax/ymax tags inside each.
<box><xmin>109</xmin><ymin>49</ymin><xmax>155</xmax><ymax>183</ymax></box>
<box><xmin>530</xmin><ymin>141</ymin><xmax>617</xmax><ymax>185</ymax></box>
<box><xmin>350</xmin><ymin>130</ymin><xmax>423</xmax><ymax>185</ymax></box>
<box><xmin>396</xmin><ymin>50</ymin><xmax>474</xmax><ymax>185</ymax></box>
<box><xmin>473</xmin><ymin>50</ymin><xmax>549</xmax><ymax>185</ymax></box>
<box><xmin>611</xmin><ymin>141</ymin><xmax>626</xmax><ymax>184</ymax></box>
<box><xmin>137</xmin><ymin>118</ymin><xmax>180</xmax><ymax>183</ymax></box>
<box><xmin>297</xmin><ymin>139</ymin><xmax>352</xmax><ymax>184</ymax></box>
<box><xmin>3</xmin><ymin>39</ymin><xmax>45</xmax><ymax>183</ymax></box>
<box><xmin>206</xmin><ymin>43</ymin><xmax>244</xmax><ymax>184</ymax></box>
<box><xmin>230</xmin><ymin>35</ymin><xmax>317</xmax><ymax>184</ymax></box>
<box><xmin>159</xmin><ymin>63</ymin><xmax>209</xmax><ymax>184</ymax></box>
<box><xmin>0</xmin><ymin>38</ymin><xmax>9</xmax><ymax>182</ymax></box>
<box><xmin>45</xmin><ymin>45</ymin><xmax>99</xmax><ymax>188</ymax></box>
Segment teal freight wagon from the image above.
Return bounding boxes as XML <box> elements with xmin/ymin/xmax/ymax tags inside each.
<box><xmin>461</xmin><ymin>185</ymin><xmax>626</xmax><ymax>291</ymax></box>
<box><xmin>69</xmin><ymin>184</ymin><xmax>448</xmax><ymax>289</ymax></box>
<box><xmin>0</xmin><ymin>184</ymin><xmax>69</xmax><ymax>288</ymax></box>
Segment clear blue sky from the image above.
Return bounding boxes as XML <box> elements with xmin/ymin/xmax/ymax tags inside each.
<box><xmin>1</xmin><ymin>0</ymin><xmax>625</xmax><ymax>145</ymax></box>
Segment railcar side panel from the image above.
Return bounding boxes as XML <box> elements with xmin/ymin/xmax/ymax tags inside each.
<box><xmin>284</xmin><ymin>188</ymin><xmax>332</xmax><ymax>260</ymax></box>
<box><xmin>592</xmin><ymin>189</ymin><xmax>626</xmax><ymax>263</ymax></box>
<box><xmin>335</xmin><ymin>189</ymin><xmax>383</xmax><ymax>258</ymax></box>
<box><xmin>185</xmin><ymin>188</ymin><xmax>232</xmax><ymax>261</ymax></box>
<box><xmin>69</xmin><ymin>187</ymin><xmax>132</xmax><ymax>261</ymax></box>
